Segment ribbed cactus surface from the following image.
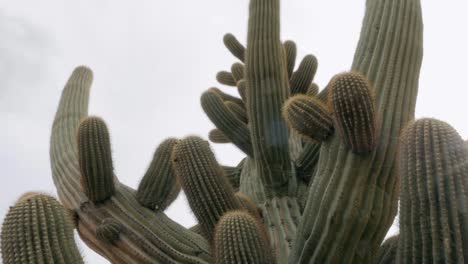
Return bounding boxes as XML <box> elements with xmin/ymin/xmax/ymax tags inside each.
<box><xmin>78</xmin><ymin>116</ymin><xmax>115</xmax><ymax>203</ymax></box>
<box><xmin>6</xmin><ymin>0</ymin><xmax>465</xmax><ymax>263</ymax></box>
<box><xmin>1</xmin><ymin>194</ymin><xmax>84</xmax><ymax>264</ymax></box>
<box><xmin>398</xmin><ymin>119</ymin><xmax>467</xmax><ymax>263</ymax></box>
<box><xmin>214</xmin><ymin>211</ymin><xmax>273</xmax><ymax>264</ymax></box>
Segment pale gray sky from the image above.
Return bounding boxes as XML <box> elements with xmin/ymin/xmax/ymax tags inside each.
<box><xmin>2</xmin><ymin>1</ymin><xmax>468</xmax><ymax>263</ymax></box>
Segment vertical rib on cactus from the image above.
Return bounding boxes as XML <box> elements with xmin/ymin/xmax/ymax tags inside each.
<box><xmin>78</xmin><ymin>116</ymin><xmax>115</xmax><ymax>203</ymax></box>
<box><xmin>50</xmin><ymin>67</ymin><xmax>213</xmax><ymax>263</ymax></box>
<box><xmin>136</xmin><ymin>138</ymin><xmax>181</xmax><ymax>211</ymax></box>
<box><xmin>398</xmin><ymin>119</ymin><xmax>467</xmax><ymax>263</ymax></box>
<box><xmin>172</xmin><ymin>136</ymin><xmax>242</xmax><ymax>240</ymax></box>
<box><xmin>214</xmin><ymin>211</ymin><xmax>273</xmax><ymax>264</ymax></box>
<box><xmin>245</xmin><ymin>0</ymin><xmax>292</xmax><ymax>196</ymax></box>
<box><xmin>1</xmin><ymin>194</ymin><xmax>84</xmax><ymax>263</ymax></box>
<box><xmin>290</xmin><ymin>0</ymin><xmax>423</xmax><ymax>263</ymax></box>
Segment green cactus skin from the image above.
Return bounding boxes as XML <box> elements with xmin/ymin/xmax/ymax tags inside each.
<box><xmin>216</xmin><ymin>71</ymin><xmax>237</xmax><ymax>86</ymax></box>
<box><xmin>96</xmin><ymin>218</ymin><xmax>122</xmax><ymax>245</ymax></box>
<box><xmin>295</xmin><ymin>142</ymin><xmax>321</xmax><ymax>183</ymax></box>
<box><xmin>245</xmin><ymin>0</ymin><xmax>292</xmax><ymax>196</ymax></box>
<box><xmin>172</xmin><ymin>136</ymin><xmax>242</xmax><ymax>240</ymax></box>
<box><xmin>209</xmin><ymin>87</ymin><xmax>245</xmax><ymax>108</ymax></box>
<box><xmin>209</xmin><ymin>129</ymin><xmax>231</xmax><ymax>143</ymax></box>
<box><xmin>51</xmin><ymin>67</ymin><xmax>212</xmax><ymax>263</ymax></box>
<box><xmin>283</xmin><ymin>40</ymin><xmax>297</xmax><ymax>78</ymax></box>
<box><xmin>136</xmin><ymin>138</ymin><xmax>181</xmax><ymax>211</ymax></box>
<box><xmin>329</xmin><ymin>72</ymin><xmax>377</xmax><ymax>154</ymax></box>
<box><xmin>1</xmin><ymin>193</ymin><xmax>84</xmax><ymax>264</ymax></box>
<box><xmin>259</xmin><ymin>197</ymin><xmax>301</xmax><ymax>262</ymax></box>
<box><xmin>290</xmin><ymin>55</ymin><xmax>318</xmax><ymax>95</ymax></box>
<box><xmin>214</xmin><ymin>211</ymin><xmax>274</xmax><ymax>264</ymax></box>
<box><xmin>290</xmin><ymin>0</ymin><xmax>423</xmax><ymax>262</ymax></box>
<box><xmin>397</xmin><ymin>119</ymin><xmax>468</xmax><ymax>263</ymax></box>
<box><xmin>283</xmin><ymin>94</ymin><xmax>334</xmax><ymax>142</ymax></box>
<box><xmin>221</xmin><ymin>159</ymin><xmax>245</xmax><ymax>191</ymax></box>
<box><xmin>231</xmin><ymin>62</ymin><xmax>245</xmax><ymax>82</ymax></box>
<box><xmin>307</xmin><ymin>83</ymin><xmax>319</xmax><ymax>97</ymax></box>
<box><xmin>235</xmin><ymin>192</ymin><xmax>262</xmax><ymax>219</ymax></box>
<box><xmin>201</xmin><ymin>89</ymin><xmax>252</xmax><ymax>156</ymax></box>
<box><xmin>236</xmin><ymin>79</ymin><xmax>247</xmax><ymax>101</ymax></box>
<box><xmin>377</xmin><ymin>235</ymin><xmax>398</xmax><ymax>264</ymax></box>
<box><xmin>224</xmin><ymin>33</ymin><xmax>245</xmax><ymax>62</ymax></box>
<box><xmin>78</xmin><ymin>116</ymin><xmax>116</xmax><ymax>203</ymax></box>
<box><xmin>225</xmin><ymin>101</ymin><xmax>248</xmax><ymax>124</ymax></box>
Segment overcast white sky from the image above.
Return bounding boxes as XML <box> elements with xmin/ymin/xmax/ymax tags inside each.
<box><xmin>2</xmin><ymin>1</ymin><xmax>468</xmax><ymax>263</ymax></box>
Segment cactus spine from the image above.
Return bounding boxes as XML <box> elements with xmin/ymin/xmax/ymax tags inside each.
<box><xmin>78</xmin><ymin>116</ymin><xmax>116</xmax><ymax>203</ymax></box>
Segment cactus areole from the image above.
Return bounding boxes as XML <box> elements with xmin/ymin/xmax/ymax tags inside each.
<box><xmin>3</xmin><ymin>0</ymin><xmax>467</xmax><ymax>263</ymax></box>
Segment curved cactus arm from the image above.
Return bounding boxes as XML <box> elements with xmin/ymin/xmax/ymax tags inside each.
<box><xmin>290</xmin><ymin>0</ymin><xmax>423</xmax><ymax>263</ymax></box>
<box><xmin>245</xmin><ymin>0</ymin><xmax>292</xmax><ymax>197</ymax></box>
<box><xmin>50</xmin><ymin>66</ymin><xmax>212</xmax><ymax>263</ymax></box>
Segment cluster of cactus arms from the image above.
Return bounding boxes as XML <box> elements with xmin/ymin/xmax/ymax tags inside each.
<box><xmin>2</xmin><ymin>0</ymin><xmax>467</xmax><ymax>263</ymax></box>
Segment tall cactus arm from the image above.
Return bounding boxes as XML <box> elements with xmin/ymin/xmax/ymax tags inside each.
<box><xmin>50</xmin><ymin>66</ymin><xmax>212</xmax><ymax>263</ymax></box>
<box><xmin>245</xmin><ymin>0</ymin><xmax>292</xmax><ymax>197</ymax></box>
<box><xmin>290</xmin><ymin>0</ymin><xmax>423</xmax><ymax>263</ymax></box>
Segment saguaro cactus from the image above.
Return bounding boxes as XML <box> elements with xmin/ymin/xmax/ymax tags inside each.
<box><xmin>1</xmin><ymin>193</ymin><xmax>84</xmax><ymax>263</ymax></box>
<box><xmin>4</xmin><ymin>0</ymin><xmax>466</xmax><ymax>263</ymax></box>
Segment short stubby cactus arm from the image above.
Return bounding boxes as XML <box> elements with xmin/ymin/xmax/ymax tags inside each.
<box><xmin>50</xmin><ymin>67</ymin><xmax>212</xmax><ymax>263</ymax></box>
<box><xmin>245</xmin><ymin>0</ymin><xmax>293</xmax><ymax>197</ymax></box>
<box><xmin>290</xmin><ymin>0</ymin><xmax>423</xmax><ymax>263</ymax></box>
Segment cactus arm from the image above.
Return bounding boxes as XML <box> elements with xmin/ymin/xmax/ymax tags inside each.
<box><xmin>50</xmin><ymin>67</ymin><xmax>212</xmax><ymax>263</ymax></box>
<box><xmin>201</xmin><ymin>89</ymin><xmax>253</xmax><ymax>156</ymax></box>
<box><xmin>397</xmin><ymin>119</ymin><xmax>467</xmax><ymax>263</ymax></box>
<box><xmin>214</xmin><ymin>211</ymin><xmax>273</xmax><ymax>264</ymax></box>
<box><xmin>283</xmin><ymin>40</ymin><xmax>297</xmax><ymax>79</ymax></box>
<box><xmin>172</xmin><ymin>136</ymin><xmax>242</xmax><ymax>241</ymax></box>
<box><xmin>290</xmin><ymin>0</ymin><xmax>423</xmax><ymax>263</ymax></box>
<box><xmin>290</xmin><ymin>55</ymin><xmax>318</xmax><ymax>95</ymax></box>
<box><xmin>245</xmin><ymin>0</ymin><xmax>292</xmax><ymax>196</ymax></box>
<box><xmin>1</xmin><ymin>194</ymin><xmax>84</xmax><ymax>264</ymax></box>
